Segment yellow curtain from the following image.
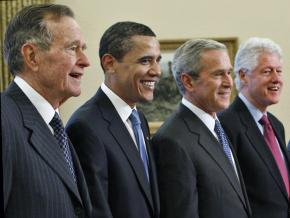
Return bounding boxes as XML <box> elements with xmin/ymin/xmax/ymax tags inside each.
<box><xmin>0</xmin><ymin>0</ymin><xmax>52</xmax><ymax>91</ymax></box>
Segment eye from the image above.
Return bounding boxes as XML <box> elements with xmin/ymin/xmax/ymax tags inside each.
<box><xmin>157</xmin><ymin>56</ymin><xmax>162</xmax><ymax>63</ymax></box>
<box><xmin>263</xmin><ymin>70</ymin><xmax>271</xmax><ymax>75</ymax></box>
<box><xmin>139</xmin><ymin>57</ymin><xmax>152</xmax><ymax>65</ymax></box>
<box><xmin>214</xmin><ymin>71</ymin><xmax>223</xmax><ymax>77</ymax></box>
<box><xmin>69</xmin><ymin>45</ymin><xmax>78</xmax><ymax>51</ymax></box>
<box><xmin>276</xmin><ymin>69</ymin><xmax>283</xmax><ymax>75</ymax></box>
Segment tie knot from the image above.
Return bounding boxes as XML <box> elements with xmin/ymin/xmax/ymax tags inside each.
<box><xmin>129</xmin><ymin>109</ymin><xmax>141</xmax><ymax>126</ymax></box>
<box><xmin>49</xmin><ymin>112</ymin><xmax>64</xmax><ymax>131</ymax></box>
<box><xmin>259</xmin><ymin>114</ymin><xmax>270</xmax><ymax>126</ymax></box>
<box><xmin>214</xmin><ymin>119</ymin><xmax>222</xmax><ymax>132</ymax></box>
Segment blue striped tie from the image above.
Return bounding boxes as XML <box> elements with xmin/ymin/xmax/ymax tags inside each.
<box><xmin>214</xmin><ymin>119</ymin><xmax>235</xmax><ymax>167</ymax></box>
<box><xmin>50</xmin><ymin>112</ymin><xmax>77</xmax><ymax>182</ymax></box>
<box><xmin>129</xmin><ymin>109</ymin><xmax>150</xmax><ymax>181</ymax></box>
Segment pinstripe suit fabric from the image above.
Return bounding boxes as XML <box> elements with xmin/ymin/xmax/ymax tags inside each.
<box><xmin>2</xmin><ymin>82</ymin><xmax>91</xmax><ymax>218</ymax></box>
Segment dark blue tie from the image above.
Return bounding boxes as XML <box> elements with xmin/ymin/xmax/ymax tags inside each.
<box><xmin>50</xmin><ymin>112</ymin><xmax>77</xmax><ymax>182</ymax></box>
<box><xmin>214</xmin><ymin>119</ymin><xmax>235</xmax><ymax>167</ymax></box>
<box><xmin>129</xmin><ymin>109</ymin><xmax>150</xmax><ymax>181</ymax></box>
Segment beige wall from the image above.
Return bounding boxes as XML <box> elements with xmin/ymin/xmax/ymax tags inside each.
<box><xmin>56</xmin><ymin>0</ymin><xmax>290</xmax><ymax>142</ymax></box>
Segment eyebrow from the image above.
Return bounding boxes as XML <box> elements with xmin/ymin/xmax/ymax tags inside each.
<box><xmin>67</xmin><ymin>40</ymin><xmax>87</xmax><ymax>50</ymax></box>
<box><xmin>137</xmin><ymin>55</ymin><xmax>162</xmax><ymax>61</ymax></box>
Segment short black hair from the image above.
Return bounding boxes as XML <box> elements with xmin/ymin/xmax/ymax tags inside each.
<box><xmin>99</xmin><ymin>21</ymin><xmax>156</xmax><ymax>62</ymax></box>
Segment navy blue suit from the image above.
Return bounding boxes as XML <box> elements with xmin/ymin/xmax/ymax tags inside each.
<box><xmin>152</xmin><ymin>104</ymin><xmax>251</xmax><ymax>218</ymax></box>
<box><xmin>66</xmin><ymin>88</ymin><xmax>160</xmax><ymax>218</ymax></box>
<box><xmin>2</xmin><ymin>82</ymin><xmax>91</xmax><ymax>218</ymax></box>
<box><xmin>219</xmin><ymin>97</ymin><xmax>289</xmax><ymax>218</ymax></box>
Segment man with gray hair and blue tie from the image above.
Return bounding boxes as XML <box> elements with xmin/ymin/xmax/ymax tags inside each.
<box><xmin>152</xmin><ymin>38</ymin><xmax>251</xmax><ymax>218</ymax></box>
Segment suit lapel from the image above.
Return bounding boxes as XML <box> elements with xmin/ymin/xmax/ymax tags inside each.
<box><xmin>96</xmin><ymin>90</ymin><xmax>154</xmax><ymax>211</ymax></box>
<box><xmin>6</xmin><ymin>82</ymin><xmax>82</xmax><ymax>203</ymax></box>
<box><xmin>179</xmin><ymin>105</ymin><xmax>247</xmax><ymax>207</ymax></box>
<box><xmin>234</xmin><ymin>98</ymin><xmax>288</xmax><ymax>199</ymax></box>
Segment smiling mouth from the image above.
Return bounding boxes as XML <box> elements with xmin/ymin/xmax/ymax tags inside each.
<box><xmin>141</xmin><ymin>80</ymin><xmax>156</xmax><ymax>90</ymax></box>
<box><xmin>69</xmin><ymin>72</ymin><xmax>83</xmax><ymax>79</ymax></box>
<box><xmin>268</xmin><ymin>86</ymin><xmax>279</xmax><ymax>91</ymax></box>
<box><xmin>218</xmin><ymin>91</ymin><xmax>231</xmax><ymax>98</ymax></box>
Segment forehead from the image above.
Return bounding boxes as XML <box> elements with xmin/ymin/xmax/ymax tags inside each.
<box><xmin>200</xmin><ymin>49</ymin><xmax>231</xmax><ymax>68</ymax></box>
<box><xmin>127</xmin><ymin>35</ymin><xmax>160</xmax><ymax>54</ymax></box>
<box><xmin>45</xmin><ymin>16</ymin><xmax>83</xmax><ymax>43</ymax></box>
<box><xmin>256</xmin><ymin>52</ymin><xmax>282</xmax><ymax>68</ymax></box>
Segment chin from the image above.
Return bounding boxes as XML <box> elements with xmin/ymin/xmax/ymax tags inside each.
<box><xmin>70</xmin><ymin>89</ymin><xmax>81</xmax><ymax>97</ymax></box>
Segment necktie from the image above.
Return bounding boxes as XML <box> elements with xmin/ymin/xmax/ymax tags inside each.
<box><xmin>214</xmin><ymin>119</ymin><xmax>235</xmax><ymax>167</ymax></box>
<box><xmin>259</xmin><ymin>114</ymin><xmax>289</xmax><ymax>196</ymax></box>
<box><xmin>50</xmin><ymin>112</ymin><xmax>77</xmax><ymax>182</ymax></box>
<box><xmin>129</xmin><ymin>109</ymin><xmax>150</xmax><ymax>181</ymax></box>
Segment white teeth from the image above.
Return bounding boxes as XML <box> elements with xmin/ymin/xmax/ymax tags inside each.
<box><xmin>142</xmin><ymin>81</ymin><xmax>155</xmax><ymax>89</ymax></box>
<box><xmin>269</xmin><ymin>87</ymin><xmax>278</xmax><ymax>91</ymax></box>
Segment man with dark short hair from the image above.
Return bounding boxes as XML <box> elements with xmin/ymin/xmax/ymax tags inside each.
<box><xmin>66</xmin><ymin>21</ymin><xmax>162</xmax><ymax>218</ymax></box>
<box><xmin>1</xmin><ymin>4</ymin><xmax>91</xmax><ymax>218</ymax></box>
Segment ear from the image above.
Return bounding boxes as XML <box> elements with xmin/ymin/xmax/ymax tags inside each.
<box><xmin>239</xmin><ymin>69</ymin><xmax>248</xmax><ymax>85</ymax></box>
<box><xmin>101</xmin><ymin>54</ymin><xmax>116</xmax><ymax>74</ymax></box>
<box><xmin>21</xmin><ymin>43</ymin><xmax>39</xmax><ymax>71</ymax></box>
<box><xmin>181</xmin><ymin>73</ymin><xmax>194</xmax><ymax>92</ymax></box>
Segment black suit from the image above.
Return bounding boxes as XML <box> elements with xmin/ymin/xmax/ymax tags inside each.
<box><xmin>152</xmin><ymin>104</ymin><xmax>251</xmax><ymax>218</ymax></box>
<box><xmin>66</xmin><ymin>88</ymin><xmax>160</xmax><ymax>218</ymax></box>
<box><xmin>1</xmin><ymin>82</ymin><xmax>91</xmax><ymax>218</ymax></box>
<box><xmin>219</xmin><ymin>96</ymin><xmax>289</xmax><ymax>218</ymax></box>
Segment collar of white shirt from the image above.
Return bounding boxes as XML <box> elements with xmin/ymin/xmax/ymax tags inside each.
<box><xmin>14</xmin><ymin>76</ymin><xmax>58</xmax><ymax>129</ymax></box>
<box><xmin>101</xmin><ymin>82</ymin><xmax>135</xmax><ymax>122</ymax></box>
<box><xmin>238</xmin><ymin>93</ymin><xmax>265</xmax><ymax>133</ymax></box>
<box><xmin>182</xmin><ymin>97</ymin><xmax>217</xmax><ymax>137</ymax></box>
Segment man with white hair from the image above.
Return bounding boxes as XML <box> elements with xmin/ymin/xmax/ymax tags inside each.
<box><xmin>219</xmin><ymin>37</ymin><xmax>289</xmax><ymax>218</ymax></box>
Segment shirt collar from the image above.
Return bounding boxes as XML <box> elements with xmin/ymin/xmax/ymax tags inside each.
<box><xmin>238</xmin><ymin>93</ymin><xmax>264</xmax><ymax>122</ymax></box>
<box><xmin>182</xmin><ymin>97</ymin><xmax>216</xmax><ymax>134</ymax></box>
<box><xmin>14</xmin><ymin>76</ymin><xmax>57</xmax><ymax>125</ymax></box>
<box><xmin>101</xmin><ymin>83</ymin><xmax>134</xmax><ymax>122</ymax></box>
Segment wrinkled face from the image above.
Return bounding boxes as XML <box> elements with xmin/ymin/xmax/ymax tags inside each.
<box><xmin>241</xmin><ymin>52</ymin><xmax>283</xmax><ymax>112</ymax></box>
<box><xmin>109</xmin><ymin>35</ymin><xmax>161</xmax><ymax>107</ymax></box>
<box><xmin>190</xmin><ymin>49</ymin><xmax>233</xmax><ymax>116</ymax></box>
<box><xmin>35</xmin><ymin>16</ymin><xmax>90</xmax><ymax>107</ymax></box>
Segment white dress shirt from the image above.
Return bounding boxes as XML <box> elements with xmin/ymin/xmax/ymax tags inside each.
<box><xmin>14</xmin><ymin>76</ymin><xmax>59</xmax><ymax>133</ymax></box>
<box><xmin>182</xmin><ymin>97</ymin><xmax>239</xmax><ymax>178</ymax></box>
<box><xmin>238</xmin><ymin>92</ymin><xmax>285</xmax><ymax>159</ymax></box>
<box><xmin>101</xmin><ymin>83</ymin><xmax>147</xmax><ymax>151</ymax></box>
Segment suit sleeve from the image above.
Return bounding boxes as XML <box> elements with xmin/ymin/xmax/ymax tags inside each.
<box><xmin>66</xmin><ymin>119</ymin><xmax>113</xmax><ymax>218</ymax></box>
<box><xmin>152</xmin><ymin>136</ymin><xmax>199</xmax><ymax>218</ymax></box>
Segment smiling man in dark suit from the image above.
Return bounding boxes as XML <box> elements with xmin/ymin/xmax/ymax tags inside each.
<box><xmin>1</xmin><ymin>4</ymin><xmax>92</xmax><ymax>218</ymax></box>
<box><xmin>66</xmin><ymin>22</ymin><xmax>162</xmax><ymax>218</ymax></box>
<box><xmin>219</xmin><ymin>37</ymin><xmax>289</xmax><ymax>218</ymax></box>
<box><xmin>152</xmin><ymin>39</ymin><xmax>251</xmax><ymax>218</ymax></box>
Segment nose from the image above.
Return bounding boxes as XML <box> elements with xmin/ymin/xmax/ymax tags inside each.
<box><xmin>150</xmin><ymin>61</ymin><xmax>161</xmax><ymax>77</ymax></box>
<box><xmin>271</xmin><ymin>69</ymin><xmax>282</xmax><ymax>82</ymax></box>
<box><xmin>223</xmin><ymin>73</ymin><xmax>233</xmax><ymax>87</ymax></box>
<box><xmin>77</xmin><ymin>50</ymin><xmax>90</xmax><ymax>68</ymax></box>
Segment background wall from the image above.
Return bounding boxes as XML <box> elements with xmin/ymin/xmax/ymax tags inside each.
<box><xmin>55</xmin><ymin>0</ymin><xmax>290</xmax><ymax>142</ymax></box>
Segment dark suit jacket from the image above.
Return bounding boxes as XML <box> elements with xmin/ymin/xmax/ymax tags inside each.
<box><xmin>1</xmin><ymin>82</ymin><xmax>91</xmax><ymax>218</ymax></box>
<box><xmin>66</xmin><ymin>88</ymin><xmax>160</xmax><ymax>218</ymax></box>
<box><xmin>219</xmin><ymin>96</ymin><xmax>289</xmax><ymax>218</ymax></box>
<box><xmin>152</xmin><ymin>104</ymin><xmax>251</xmax><ymax>218</ymax></box>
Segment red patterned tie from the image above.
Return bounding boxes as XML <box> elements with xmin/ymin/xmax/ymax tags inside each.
<box><xmin>259</xmin><ymin>115</ymin><xmax>289</xmax><ymax>197</ymax></box>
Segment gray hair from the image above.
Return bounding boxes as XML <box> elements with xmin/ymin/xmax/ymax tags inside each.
<box><xmin>171</xmin><ymin>39</ymin><xmax>227</xmax><ymax>94</ymax></box>
<box><xmin>234</xmin><ymin>37</ymin><xmax>282</xmax><ymax>91</ymax></box>
<box><xmin>3</xmin><ymin>4</ymin><xmax>74</xmax><ymax>76</ymax></box>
